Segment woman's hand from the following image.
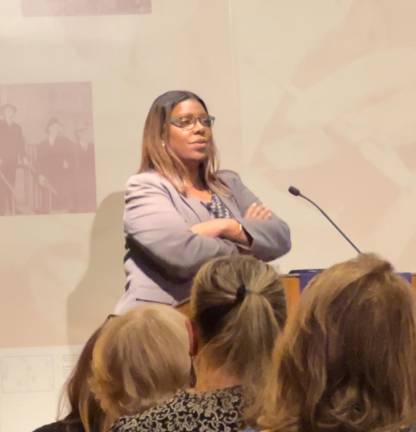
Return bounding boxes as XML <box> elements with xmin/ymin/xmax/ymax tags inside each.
<box><xmin>244</xmin><ymin>202</ymin><xmax>272</xmax><ymax>220</ymax></box>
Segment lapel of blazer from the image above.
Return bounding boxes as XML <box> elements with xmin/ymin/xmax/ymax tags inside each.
<box><xmin>220</xmin><ymin>191</ymin><xmax>242</xmax><ymax>219</ymax></box>
<box><xmin>156</xmin><ymin>172</ymin><xmax>207</xmax><ymax>222</ymax></box>
<box><xmin>163</xmin><ymin>172</ymin><xmax>243</xmax><ymax>221</ymax></box>
<box><xmin>178</xmin><ymin>193</ymin><xmax>211</xmax><ymax>222</ymax></box>
<box><xmin>217</xmin><ymin>176</ymin><xmax>243</xmax><ymax>219</ymax></box>
<box><xmin>178</xmin><ymin>189</ymin><xmax>242</xmax><ymax>222</ymax></box>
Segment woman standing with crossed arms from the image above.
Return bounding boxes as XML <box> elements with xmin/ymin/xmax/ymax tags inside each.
<box><xmin>115</xmin><ymin>90</ymin><xmax>291</xmax><ymax>314</ymax></box>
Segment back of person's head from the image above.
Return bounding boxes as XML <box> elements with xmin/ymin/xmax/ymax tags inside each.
<box><xmin>190</xmin><ymin>255</ymin><xmax>287</xmax><ymax>418</ymax></box>
<box><xmin>262</xmin><ymin>253</ymin><xmax>416</xmax><ymax>432</ymax></box>
<box><xmin>57</xmin><ymin>322</ymin><xmax>107</xmax><ymax>432</ymax></box>
<box><xmin>90</xmin><ymin>304</ymin><xmax>191</xmax><ymax>429</ymax></box>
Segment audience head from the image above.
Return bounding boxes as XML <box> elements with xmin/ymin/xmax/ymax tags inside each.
<box><xmin>262</xmin><ymin>253</ymin><xmax>416</xmax><ymax>432</ymax></box>
<box><xmin>1</xmin><ymin>103</ymin><xmax>17</xmax><ymax>122</ymax></box>
<box><xmin>190</xmin><ymin>255</ymin><xmax>287</xmax><ymax>418</ymax></box>
<box><xmin>45</xmin><ymin>117</ymin><xmax>63</xmax><ymax>137</ymax></box>
<box><xmin>90</xmin><ymin>304</ymin><xmax>192</xmax><ymax>429</ymax></box>
<box><xmin>58</xmin><ymin>322</ymin><xmax>107</xmax><ymax>432</ymax></box>
<box><xmin>139</xmin><ymin>90</ymin><xmax>224</xmax><ymax>194</ymax></box>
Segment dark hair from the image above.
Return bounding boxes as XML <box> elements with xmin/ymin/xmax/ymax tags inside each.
<box><xmin>139</xmin><ymin>90</ymin><xmax>228</xmax><ymax>195</ymax></box>
<box><xmin>45</xmin><ymin>117</ymin><xmax>61</xmax><ymax>132</ymax></box>
<box><xmin>58</xmin><ymin>323</ymin><xmax>107</xmax><ymax>432</ymax></box>
<box><xmin>146</xmin><ymin>91</ymin><xmax>209</xmax><ymax>132</ymax></box>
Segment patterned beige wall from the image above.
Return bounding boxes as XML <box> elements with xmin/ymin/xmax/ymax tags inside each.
<box><xmin>0</xmin><ymin>1</ymin><xmax>415</xmax><ymax>430</ymax></box>
<box><xmin>230</xmin><ymin>0</ymin><xmax>416</xmax><ymax>273</ymax></box>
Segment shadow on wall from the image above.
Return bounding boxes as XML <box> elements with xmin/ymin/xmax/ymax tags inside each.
<box><xmin>67</xmin><ymin>191</ymin><xmax>125</xmax><ymax>345</ymax></box>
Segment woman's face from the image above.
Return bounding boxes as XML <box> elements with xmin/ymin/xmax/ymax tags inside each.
<box><xmin>165</xmin><ymin>98</ymin><xmax>213</xmax><ymax>166</ymax></box>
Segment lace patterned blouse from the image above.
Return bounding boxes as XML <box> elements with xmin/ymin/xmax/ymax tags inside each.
<box><xmin>110</xmin><ymin>386</ymin><xmax>245</xmax><ymax>432</ymax></box>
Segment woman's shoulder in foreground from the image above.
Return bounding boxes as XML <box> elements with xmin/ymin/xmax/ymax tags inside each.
<box><xmin>111</xmin><ymin>386</ymin><xmax>245</xmax><ymax>432</ymax></box>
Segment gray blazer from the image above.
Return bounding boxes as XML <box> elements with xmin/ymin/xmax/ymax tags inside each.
<box><xmin>114</xmin><ymin>170</ymin><xmax>291</xmax><ymax>314</ymax></box>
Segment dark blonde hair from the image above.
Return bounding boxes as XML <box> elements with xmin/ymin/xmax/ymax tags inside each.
<box><xmin>190</xmin><ymin>255</ymin><xmax>287</xmax><ymax>421</ymax></box>
<box><xmin>139</xmin><ymin>90</ymin><xmax>228</xmax><ymax>195</ymax></box>
<box><xmin>261</xmin><ymin>253</ymin><xmax>416</xmax><ymax>432</ymax></box>
<box><xmin>90</xmin><ymin>304</ymin><xmax>191</xmax><ymax>429</ymax></box>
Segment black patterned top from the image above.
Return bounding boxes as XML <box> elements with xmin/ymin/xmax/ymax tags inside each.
<box><xmin>110</xmin><ymin>386</ymin><xmax>245</xmax><ymax>432</ymax></box>
<box><xmin>203</xmin><ymin>192</ymin><xmax>231</xmax><ymax>219</ymax></box>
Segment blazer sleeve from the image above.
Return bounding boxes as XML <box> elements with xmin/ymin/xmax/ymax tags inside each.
<box><xmin>124</xmin><ymin>173</ymin><xmax>239</xmax><ymax>279</ymax></box>
<box><xmin>220</xmin><ymin>170</ymin><xmax>291</xmax><ymax>261</ymax></box>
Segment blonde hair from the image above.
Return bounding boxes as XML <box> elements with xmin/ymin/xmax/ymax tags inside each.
<box><xmin>261</xmin><ymin>253</ymin><xmax>416</xmax><ymax>432</ymax></box>
<box><xmin>190</xmin><ymin>255</ymin><xmax>287</xmax><ymax>421</ymax></box>
<box><xmin>90</xmin><ymin>304</ymin><xmax>191</xmax><ymax>429</ymax></box>
<box><xmin>139</xmin><ymin>90</ymin><xmax>228</xmax><ymax>195</ymax></box>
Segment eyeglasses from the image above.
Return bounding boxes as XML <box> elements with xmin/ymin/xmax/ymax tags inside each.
<box><xmin>169</xmin><ymin>114</ymin><xmax>215</xmax><ymax>130</ymax></box>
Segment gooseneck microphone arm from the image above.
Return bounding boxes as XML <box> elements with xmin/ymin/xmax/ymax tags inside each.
<box><xmin>288</xmin><ymin>186</ymin><xmax>361</xmax><ymax>254</ymax></box>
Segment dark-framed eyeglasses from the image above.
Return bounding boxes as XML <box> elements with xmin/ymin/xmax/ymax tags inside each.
<box><xmin>169</xmin><ymin>114</ymin><xmax>215</xmax><ymax>130</ymax></box>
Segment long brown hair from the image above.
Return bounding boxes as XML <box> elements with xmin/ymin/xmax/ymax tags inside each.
<box><xmin>261</xmin><ymin>253</ymin><xmax>416</xmax><ymax>432</ymax></box>
<box><xmin>139</xmin><ymin>90</ymin><xmax>228</xmax><ymax>195</ymax></box>
<box><xmin>58</xmin><ymin>322</ymin><xmax>107</xmax><ymax>432</ymax></box>
<box><xmin>190</xmin><ymin>255</ymin><xmax>287</xmax><ymax>421</ymax></box>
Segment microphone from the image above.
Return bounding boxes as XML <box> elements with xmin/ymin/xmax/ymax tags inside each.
<box><xmin>288</xmin><ymin>185</ymin><xmax>361</xmax><ymax>254</ymax></box>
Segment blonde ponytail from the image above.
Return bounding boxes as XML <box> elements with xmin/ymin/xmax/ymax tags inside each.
<box><xmin>190</xmin><ymin>255</ymin><xmax>287</xmax><ymax>422</ymax></box>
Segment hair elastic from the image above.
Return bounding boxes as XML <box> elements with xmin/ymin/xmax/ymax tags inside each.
<box><xmin>236</xmin><ymin>284</ymin><xmax>250</xmax><ymax>302</ymax></box>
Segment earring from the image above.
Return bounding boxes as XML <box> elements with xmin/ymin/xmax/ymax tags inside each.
<box><xmin>161</xmin><ymin>140</ymin><xmax>166</xmax><ymax>148</ymax></box>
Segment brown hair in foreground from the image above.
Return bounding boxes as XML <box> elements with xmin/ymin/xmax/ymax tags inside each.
<box><xmin>260</xmin><ymin>253</ymin><xmax>416</xmax><ymax>432</ymax></box>
<box><xmin>191</xmin><ymin>254</ymin><xmax>287</xmax><ymax>422</ymax></box>
<box><xmin>89</xmin><ymin>304</ymin><xmax>191</xmax><ymax>430</ymax></box>
<box><xmin>57</xmin><ymin>321</ymin><xmax>107</xmax><ymax>432</ymax></box>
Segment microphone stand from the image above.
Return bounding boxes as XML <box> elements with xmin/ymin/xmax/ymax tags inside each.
<box><xmin>288</xmin><ymin>186</ymin><xmax>361</xmax><ymax>254</ymax></box>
